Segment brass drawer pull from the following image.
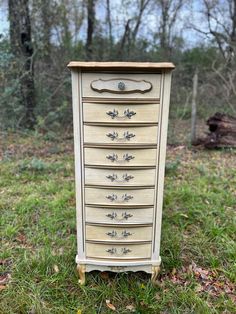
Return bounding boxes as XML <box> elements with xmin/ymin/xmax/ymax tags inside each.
<box><xmin>106</xmin><ymin>230</ymin><xmax>133</xmax><ymax>239</ymax></box>
<box><xmin>106</xmin><ymin>153</ymin><xmax>135</xmax><ymax>163</ymax></box>
<box><xmin>106</xmin><ymin>131</ymin><xmax>135</xmax><ymax>141</ymax></box>
<box><xmin>106</xmin><ymin>212</ymin><xmax>133</xmax><ymax>221</ymax></box>
<box><xmin>106</xmin><ymin>193</ymin><xmax>133</xmax><ymax>203</ymax></box>
<box><xmin>106</xmin><ymin>108</ymin><xmax>136</xmax><ymax>120</ymax></box>
<box><xmin>106</xmin><ymin>173</ymin><xmax>134</xmax><ymax>183</ymax></box>
<box><xmin>106</xmin><ymin>247</ymin><xmax>132</xmax><ymax>255</ymax></box>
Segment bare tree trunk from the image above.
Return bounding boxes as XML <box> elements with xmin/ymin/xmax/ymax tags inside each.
<box><xmin>106</xmin><ymin>0</ymin><xmax>113</xmax><ymax>46</ymax></box>
<box><xmin>8</xmin><ymin>0</ymin><xmax>36</xmax><ymax>129</ymax></box>
<box><xmin>86</xmin><ymin>0</ymin><xmax>96</xmax><ymax>60</ymax></box>
<box><xmin>117</xmin><ymin>19</ymin><xmax>131</xmax><ymax>59</ymax></box>
<box><xmin>191</xmin><ymin>69</ymin><xmax>198</xmax><ymax>144</ymax></box>
<box><xmin>132</xmin><ymin>0</ymin><xmax>150</xmax><ymax>42</ymax></box>
<box><xmin>157</xmin><ymin>0</ymin><xmax>184</xmax><ymax>58</ymax></box>
<box><xmin>159</xmin><ymin>0</ymin><xmax>169</xmax><ymax>52</ymax></box>
<box><xmin>41</xmin><ymin>0</ymin><xmax>51</xmax><ymax>59</ymax></box>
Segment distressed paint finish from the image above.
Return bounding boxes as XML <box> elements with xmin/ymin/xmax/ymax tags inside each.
<box><xmin>68</xmin><ymin>62</ymin><xmax>174</xmax><ymax>283</ymax></box>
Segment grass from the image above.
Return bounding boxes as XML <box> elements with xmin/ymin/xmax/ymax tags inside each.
<box><xmin>0</xmin><ymin>131</ymin><xmax>236</xmax><ymax>314</ymax></box>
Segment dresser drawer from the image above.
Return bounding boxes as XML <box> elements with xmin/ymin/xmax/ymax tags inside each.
<box><xmin>86</xmin><ymin>242</ymin><xmax>151</xmax><ymax>259</ymax></box>
<box><xmin>85</xmin><ymin>207</ymin><xmax>153</xmax><ymax>224</ymax></box>
<box><xmin>84</xmin><ymin>148</ymin><xmax>156</xmax><ymax>167</ymax></box>
<box><xmin>86</xmin><ymin>225</ymin><xmax>152</xmax><ymax>242</ymax></box>
<box><xmin>85</xmin><ymin>188</ymin><xmax>155</xmax><ymax>206</ymax></box>
<box><xmin>85</xmin><ymin>168</ymin><xmax>155</xmax><ymax>187</ymax></box>
<box><xmin>82</xmin><ymin>73</ymin><xmax>161</xmax><ymax>99</ymax></box>
<box><xmin>83</xmin><ymin>103</ymin><xmax>159</xmax><ymax>123</ymax></box>
<box><xmin>84</xmin><ymin>125</ymin><xmax>157</xmax><ymax>145</ymax></box>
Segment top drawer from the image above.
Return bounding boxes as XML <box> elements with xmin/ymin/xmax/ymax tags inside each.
<box><xmin>82</xmin><ymin>73</ymin><xmax>161</xmax><ymax>99</ymax></box>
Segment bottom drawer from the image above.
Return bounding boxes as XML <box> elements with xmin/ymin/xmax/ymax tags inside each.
<box><xmin>86</xmin><ymin>242</ymin><xmax>151</xmax><ymax>259</ymax></box>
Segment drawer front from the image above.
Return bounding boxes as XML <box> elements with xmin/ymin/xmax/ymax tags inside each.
<box><xmin>84</xmin><ymin>125</ymin><xmax>157</xmax><ymax>145</ymax></box>
<box><xmin>84</xmin><ymin>148</ymin><xmax>157</xmax><ymax>167</ymax></box>
<box><xmin>82</xmin><ymin>73</ymin><xmax>161</xmax><ymax>99</ymax></box>
<box><xmin>86</xmin><ymin>243</ymin><xmax>151</xmax><ymax>259</ymax></box>
<box><xmin>83</xmin><ymin>103</ymin><xmax>159</xmax><ymax>123</ymax></box>
<box><xmin>85</xmin><ymin>168</ymin><xmax>155</xmax><ymax>187</ymax></box>
<box><xmin>85</xmin><ymin>207</ymin><xmax>153</xmax><ymax>224</ymax></box>
<box><xmin>85</xmin><ymin>188</ymin><xmax>154</xmax><ymax>206</ymax></box>
<box><xmin>86</xmin><ymin>225</ymin><xmax>152</xmax><ymax>242</ymax></box>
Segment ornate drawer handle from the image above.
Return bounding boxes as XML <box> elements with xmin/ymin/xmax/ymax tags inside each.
<box><xmin>106</xmin><ymin>230</ymin><xmax>133</xmax><ymax>239</ymax></box>
<box><xmin>118</xmin><ymin>81</ymin><xmax>125</xmax><ymax>90</ymax></box>
<box><xmin>106</xmin><ymin>108</ymin><xmax>136</xmax><ymax>120</ymax></box>
<box><xmin>106</xmin><ymin>193</ymin><xmax>133</xmax><ymax>203</ymax></box>
<box><xmin>106</xmin><ymin>153</ymin><xmax>135</xmax><ymax>163</ymax></box>
<box><xmin>106</xmin><ymin>173</ymin><xmax>134</xmax><ymax>183</ymax></box>
<box><xmin>106</xmin><ymin>247</ymin><xmax>132</xmax><ymax>255</ymax></box>
<box><xmin>106</xmin><ymin>131</ymin><xmax>135</xmax><ymax>141</ymax></box>
<box><xmin>106</xmin><ymin>212</ymin><xmax>133</xmax><ymax>221</ymax></box>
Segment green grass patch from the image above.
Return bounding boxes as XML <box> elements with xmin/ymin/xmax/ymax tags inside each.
<box><xmin>1</xmin><ymin>135</ymin><xmax>235</xmax><ymax>313</ymax></box>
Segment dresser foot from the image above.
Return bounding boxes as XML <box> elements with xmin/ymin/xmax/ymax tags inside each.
<box><xmin>151</xmin><ymin>265</ymin><xmax>160</xmax><ymax>283</ymax></box>
<box><xmin>77</xmin><ymin>264</ymin><xmax>86</xmax><ymax>285</ymax></box>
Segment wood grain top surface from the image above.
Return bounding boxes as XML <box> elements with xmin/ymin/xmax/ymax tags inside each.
<box><xmin>67</xmin><ymin>61</ymin><xmax>175</xmax><ymax>70</ymax></box>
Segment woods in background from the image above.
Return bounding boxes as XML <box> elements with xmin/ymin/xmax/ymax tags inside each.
<box><xmin>0</xmin><ymin>0</ymin><xmax>236</xmax><ymax>135</ymax></box>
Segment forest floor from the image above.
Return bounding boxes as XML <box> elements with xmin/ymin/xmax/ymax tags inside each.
<box><xmin>0</xmin><ymin>130</ymin><xmax>236</xmax><ymax>314</ymax></box>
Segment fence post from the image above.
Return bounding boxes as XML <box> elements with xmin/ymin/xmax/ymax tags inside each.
<box><xmin>191</xmin><ymin>69</ymin><xmax>198</xmax><ymax>144</ymax></box>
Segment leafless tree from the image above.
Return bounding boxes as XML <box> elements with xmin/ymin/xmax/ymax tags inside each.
<box><xmin>191</xmin><ymin>0</ymin><xmax>236</xmax><ymax>62</ymax></box>
<box><xmin>8</xmin><ymin>0</ymin><xmax>36</xmax><ymax>129</ymax></box>
<box><xmin>155</xmin><ymin>0</ymin><xmax>184</xmax><ymax>56</ymax></box>
<box><xmin>86</xmin><ymin>0</ymin><xmax>96</xmax><ymax>60</ymax></box>
<box><xmin>106</xmin><ymin>0</ymin><xmax>113</xmax><ymax>46</ymax></box>
<box><xmin>118</xmin><ymin>0</ymin><xmax>151</xmax><ymax>58</ymax></box>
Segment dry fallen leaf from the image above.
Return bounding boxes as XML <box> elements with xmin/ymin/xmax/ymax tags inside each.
<box><xmin>0</xmin><ymin>285</ymin><xmax>7</xmax><ymax>291</ymax></box>
<box><xmin>126</xmin><ymin>304</ymin><xmax>136</xmax><ymax>312</ymax></box>
<box><xmin>53</xmin><ymin>264</ymin><xmax>59</xmax><ymax>273</ymax></box>
<box><xmin>16</xmin><ymin>233</ymin><xmax>26</xmax><ymax>244</ymax></box>
<box><xmin>106</xmin><ymin>300</ymin><xmax>116</xmax><ymax>311</ymax></box>
<box><xmin>0</xmin><ymin>273</ymin><xmax>11</xmax><ymax>285</ymax></box>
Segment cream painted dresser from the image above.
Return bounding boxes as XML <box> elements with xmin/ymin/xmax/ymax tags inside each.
<box><xmin>67</xmin><ymin>62</ymin><xmax>175</xmax><ymax>284</ymax></box>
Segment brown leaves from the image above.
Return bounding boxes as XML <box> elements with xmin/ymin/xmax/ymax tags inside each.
<box><xmin>0</xmin><ymin>273</ymin><xmax>11</xmax><ymax>291</ymax></box>
<box><xmin>0</xmin><ymin>259</ymin><xmax>12</xmax><ymax>267</ymax></box>
<box><xmin>16</xmin><ymin>232</ymin><xmax>27</xmax><ymax>244</ymax></box>
<box><xmin>162</xmin><ymin>262</ymin><xmax>235</xmax><ymax>303</ymax></box>
<box><xmin>105</xmin><ymin>300</ymin><xmax>116</xmax><ymax>311</ymax></box>
<box><xmin>189</xmin><ymin>262</ymin><xmax>235</xmax><ymax>302</ymax></box>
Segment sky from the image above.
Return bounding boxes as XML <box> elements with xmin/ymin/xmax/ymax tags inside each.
<box><xmin>0</xmin><ymin>1</ymin><xmax>8</xmax><ymax>35</ymax></box>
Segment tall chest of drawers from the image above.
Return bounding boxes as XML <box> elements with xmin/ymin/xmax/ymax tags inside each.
<box><xmin>67</xmin><ymin>62</ymin><xmax>175</xmax><ymax>284</ymax></box>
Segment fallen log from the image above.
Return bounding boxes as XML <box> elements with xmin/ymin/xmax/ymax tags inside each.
<box><xmin>194</xmin><ymin>112</ymin><xmax>236</xmax><ymax>148</ymax></box>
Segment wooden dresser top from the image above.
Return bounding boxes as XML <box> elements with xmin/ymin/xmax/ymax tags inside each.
<box><xmin>67</xmin><ymin>61</ymin><xmax>175</xmax><ymax>70</ymax></box>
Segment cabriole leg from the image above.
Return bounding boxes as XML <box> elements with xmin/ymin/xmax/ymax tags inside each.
<box><xmin>151</xmin><ymin>265</ymin><xmax>160</xmax><ymax>283</ymax></box>
<box><xmin>77</xmin><ymin>264</ymin><xmax>86</xmax><ymax>285</ymax></box>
